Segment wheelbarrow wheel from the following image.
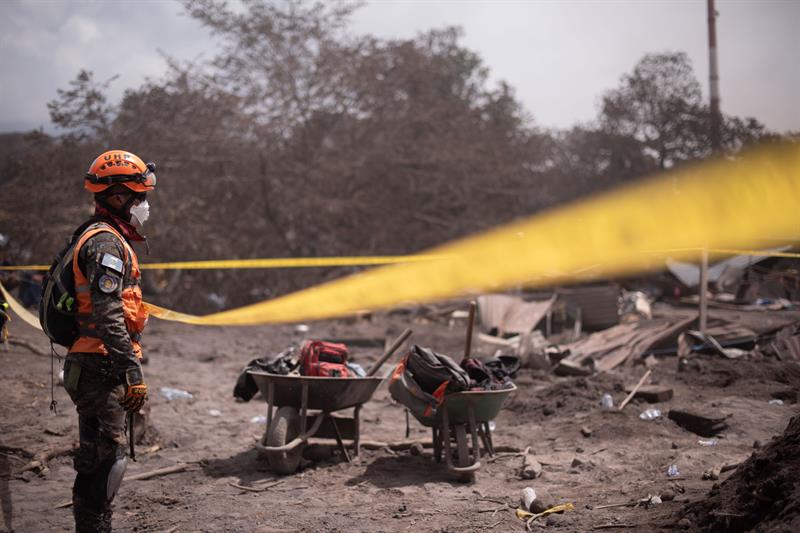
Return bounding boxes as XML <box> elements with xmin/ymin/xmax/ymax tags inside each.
<box><xmin>263</xmin><ymin>406</ymin><xmax>302</xmax><ymax>475</ymax></box>
<box><xmin>454</xmin><ymin>424</ymin><xmax>475</xmax><ymax>483</ymax></box>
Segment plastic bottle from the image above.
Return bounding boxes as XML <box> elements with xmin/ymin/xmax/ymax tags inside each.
<box><xmin>159</xmin><ymin>387</ymin><xmax>194</xmax><ymax>401</ymax></box>
<box><xmin>600</xmin><ymin>394</ymin><xmax>615</xmax><ymax>410</ymax></box>
<box><xmin>639</xmin><ymin>408</ymin><xmax>662</xmax><ymax>420</ymax></box>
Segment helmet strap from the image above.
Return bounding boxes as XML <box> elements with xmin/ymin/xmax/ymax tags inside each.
<box><xmin>95</xmin><ymin>190</ymin><xmax>145</xmax><ymax>223</ymax></box>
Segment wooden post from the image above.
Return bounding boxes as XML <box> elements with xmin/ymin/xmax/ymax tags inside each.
<box><xmin>618</xmin><ymin>369</ymin><xmax>652</xmax><ymax>411</ymax></box>
<box><xmin>463</xmin><ymin>300</ymin><xmax>477</xmax><ymax>361</ymax></box>
<box><xmin>699</xmin><ymin>248</ymin><xmax>709</xmax><ymax>334</ymax></box>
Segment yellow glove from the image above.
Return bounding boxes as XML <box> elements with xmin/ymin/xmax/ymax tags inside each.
<box><xmin>120</xmin><ymin>367</ymin><xmax>148</xmax><ymax>413</ymax></box>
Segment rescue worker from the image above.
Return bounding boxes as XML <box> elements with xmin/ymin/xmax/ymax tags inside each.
<box><xmin>62</xmin><ymin>150</ymin><xmax>155</xmax><ymax>532</ymax></box>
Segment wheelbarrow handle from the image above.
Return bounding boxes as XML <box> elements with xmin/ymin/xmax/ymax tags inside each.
<box><xmin>366</xmin><ymin>328</ymin><xmax>413</xmax><ymax>377</ymax></box>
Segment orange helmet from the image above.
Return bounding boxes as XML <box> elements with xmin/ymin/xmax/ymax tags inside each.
<box><xmin>85</xmin><ymin>150</ymin><xmax>157</xmax><ymax>193</ymax></box>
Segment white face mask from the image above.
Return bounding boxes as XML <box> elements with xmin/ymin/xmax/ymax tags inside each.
<box><xmin>129</xmin><ymin>200</ymin><xmax>150</xmax><ymax>229</ymax></box>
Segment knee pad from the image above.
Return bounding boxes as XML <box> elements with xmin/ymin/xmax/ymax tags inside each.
<box><xmin>106</xmin><ymin>456</ymin><xmax>127</xmax><ymax>502</ymax></box>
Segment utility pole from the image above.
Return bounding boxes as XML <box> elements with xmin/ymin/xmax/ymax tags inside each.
<box><xmin>707</xmin><ymin>0</ymin><xmax>722</xmax><ymax>153</ymax></box>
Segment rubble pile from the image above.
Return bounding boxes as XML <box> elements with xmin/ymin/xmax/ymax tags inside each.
<box><xmin>684</xmin><ymin>415</ymin><xmax>800</xmax><ymax>532</ymax></box>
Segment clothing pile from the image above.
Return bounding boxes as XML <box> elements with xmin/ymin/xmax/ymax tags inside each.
<box><xmin>389</xmin><ymin>345</ymin><xmax>518</xmax><ymax>422</ymax></box>
<box><xmin>233</xmin><ymin>340</ymin><xmax>367</xmax><ymax>402</ymax></box>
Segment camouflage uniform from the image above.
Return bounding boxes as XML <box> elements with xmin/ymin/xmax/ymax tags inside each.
<box><xmin>65</xmin><ymin>223</ymin><xmax>143</xmax><ymax>533</ymax></box>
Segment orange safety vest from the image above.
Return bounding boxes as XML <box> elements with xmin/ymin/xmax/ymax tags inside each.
<box><xmin>69</xmin><ymin>222</ymin><xmax>148</xmax><ymax>359</ymax></box>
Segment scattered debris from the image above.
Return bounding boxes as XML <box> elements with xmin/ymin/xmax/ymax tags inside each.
<box><xmin>15</xmin><ymin>443</ymin><xmax>78</xmax><ymax>476</ymax></box>
<box><xmin>639</xmin><ymin>409</ymin><xmax>662</xmax><ymax>421</ymax></box>
<box><xmin>580</xmin><ymin>426</ymin><xmax>593</xmax><ymax>438</ymax></box>
<box><xmin>520</xmin><ymin>487</ymin><xmax>537</xmax><ymax>512</ymax></box>
<box><xmin>570</xmin><ymin>456</ymin><xmax>586</xmax><ymax>468</ymax></box>
<box><xmin>477</xmin><ymin>294</ymin><xmax>555</xmax><ymax>336</ymax></box>
<box><xmin>618</xmin><ymin>369</ymin><xmax>652</xmax><ymax>411</ymax></box>
<box><xmin>229</xmin><ymin>480</ymin><xmax>284</xmax><ymax>492</ymax></box>
<box><xmin>557</xmin><ymin>284</ymin><xmax>620</xmax><ymax>330</ymax></box>
<box><xmin>667</xmin><ymin>465</ymin><xmax>680</xmax><ymax>478</ymax></box>
<box><xmin>768</xmin><ymin>399</ymin><xmax>784</xmax><ymax>406</ymax></box>
<box><xmin>668</xmin><ymin>408</ymin><xmax>728</xmax><ymax>437</ymax></box>
<box><xmin>554</xmin><ymin>358</ymin><xmax>595</xmax><ymax>377</ymax></box>
<box><xmin>682</xmin><ymin>330</ymin><xmax>747</xmax><ymax>359</ymax></box>
<box><xmin>600</xmin><ymin>393</ymin><xmax>615</xmax><ymax>410</ymax></box>
<box><xmin>701</xmin><ymin>462</ymin><xmax>740</xmax><ymax>481</ymax></box>
<box><xmin>519</xmin><ymin>447</ymin><xmax>543</xmax><ymax>480</ymax></box>
<box><xmin>516</xmin><ymin>502</ymin><xmax>575</xmax><ymax>531</ymax></box>
<box><xmin>557</xmin><ymin>316</ymin><xmax>694</xmax><ymax>372</ymax></box>
<box><xmin>697</xmin><ymin>439</ymin><xmax>718</xmax><ymax>447</ymax></box>
<box><xmin>125</xmin><ymin>463</ymin><xmax>191</xmax><ymax>481</ymax></box>
<box><xmin>619</xmin><ymin>290</ymin><xmax>652</xmax><ymax>321</ymax></box>
<box><xmin>624</xmin><ymin>385</ymin><xmax>674</xmax><ymax>403</ymax></box>
<box><xmin>159</xmin><ymin>387</ymin><xmax>194</xmax><ymax>401</ymax></box>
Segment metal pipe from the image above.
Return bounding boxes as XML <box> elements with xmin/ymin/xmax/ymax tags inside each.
<box><xmin>708</xmin><ymin>0</ymin><xmax>722</xmax><ymax>153</ymax></box>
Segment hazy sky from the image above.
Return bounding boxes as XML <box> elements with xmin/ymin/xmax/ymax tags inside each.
<box><xmin>1</xmin><ymin>0</ymin><xmax>798</xmax><ymax>134</ymax></box>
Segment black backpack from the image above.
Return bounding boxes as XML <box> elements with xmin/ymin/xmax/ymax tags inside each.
<box><xmin>39</xmin><ymin>220</ymin><xmax>100</xmax><ymax>347</ymax></box>
<box><xmin>405</xmin><ymin>345</ymin><xmax>470</xmax><ymax>394</ymax></box>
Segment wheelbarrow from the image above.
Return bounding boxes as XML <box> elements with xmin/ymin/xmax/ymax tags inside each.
<box><xmin>251</xmin><ymin>329</ymin><xmax>411</xmax><ymax>475</ymax></box>
<box><xmin>436</xmin><ymin>385</ymin><xmax>517</xmax><ymax>480</ymax></box>
<box><xmin>412</xmin><ymin>301</ymin><xmax>516</xmax><ymax>481</ymax></box>
<box><xmin>412</xmin><ymin>384</ymin><xmax>517</xmax><ymax>482</ymax></box>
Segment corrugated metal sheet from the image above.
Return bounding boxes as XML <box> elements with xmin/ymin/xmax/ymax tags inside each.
<box><xmin>557</xmin><ymin>284</ymin><xmax>620</xmax><ymax>331</ymax></box>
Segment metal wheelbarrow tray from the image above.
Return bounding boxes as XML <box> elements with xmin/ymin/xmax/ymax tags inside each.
<box><xmin>249</xmin><ymin>371</ymin><xmax>383</xmax><ymax>475</ymax></box>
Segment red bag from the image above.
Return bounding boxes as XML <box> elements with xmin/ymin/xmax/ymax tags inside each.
<box><xmin>300</xmin><ymin>340</ymin><xmax>350</xmax><ymax>377</ymax></box>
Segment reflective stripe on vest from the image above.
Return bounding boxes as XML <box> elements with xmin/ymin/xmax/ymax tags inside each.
<box><xmin>68</xmin><ymin>223</ymin><xmax>148</xmax><ymax>358</ymax></box>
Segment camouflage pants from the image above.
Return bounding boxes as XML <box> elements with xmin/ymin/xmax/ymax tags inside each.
<box><xmin>65</xmin><ymin>354</ymin><xmax>127</xmax><ymax>533</ymax></box>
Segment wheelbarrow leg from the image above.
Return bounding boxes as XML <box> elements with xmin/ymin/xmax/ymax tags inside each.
<box><xmin>266</xmin><ymin>382</ymin><xmax>275</xmax><ymax>429</ymax></box>
<box><xmin>329</xmin><ymin>416</ymin><xmax>352</xmax><ymax>464</ymax></box>
<box><xmin>481</xmin><ymin>422</ymin><xmax>495</xmax><ymax>456</ymax></box>
<box><xmin>441</xmin><ymin>409</ymin><xmax>452</xmax><ymax>469</ymax></box>
<box><xmin>433</xmin><ymin>426</ymin><xmax>442</xmax><ymax>463</ymax></box>
<box><xmin>468</xmin><ymin>404</ymin><xmax>480</xmax><ymax>462</ymax></box>
<box><xmin>300</xmin><ymin>382</ymin><xmax>309</xmax><ymax>436</ymax></box>
<box><xmin>353</xmin><ymin>405</ymin><xmax>361</xmax><ymax>458</ymax></box>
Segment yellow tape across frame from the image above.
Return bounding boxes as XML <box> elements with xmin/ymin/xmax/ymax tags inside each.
<box><xmin>2</xmin><ymin>144</ymin><xmax>799</xmax><ymax>328</ymax></box>
<box><xmin>0</xmin><ymin>255</ymin><xmax>448</xmax><ymax>272</ymax></box>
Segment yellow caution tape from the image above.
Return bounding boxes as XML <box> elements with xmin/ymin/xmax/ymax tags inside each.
<box><xmin>1</xmin><ymin>144</ymin><xmax>799</xmax><ymax>327</ymax></box>
<box><xmin>0</xmin><ymin>255</ymin><xmax>446</xmax><ymax>271</ymax></box>
<box><xmin>1</xmin><ymin>247</ymin><xmax>798</xmax><ymax>273</ymax></box>
<box><xmin>162</xmin><ymin>143</ymin><xmax>800</xmax><ymax>325</ymax></box>
<box><xmin>0</xmin><ymin>282</ymin><xmax>41</xmax><ymax>331</ymax></box>
<box><xmin>708</xmin><ymin>248</ymin><xmax>800</xmax><ymax>259</ymax></box>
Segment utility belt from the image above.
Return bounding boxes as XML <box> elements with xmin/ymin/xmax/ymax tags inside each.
<box><xmin>64</xmin><ymin>353</ymin><xmax>126</xmax><ymax>387</ymax></box>
<box><xmin>77</xmin><ymin>325</ymin><xmax>142</xmax><ymax>343</ymax></box>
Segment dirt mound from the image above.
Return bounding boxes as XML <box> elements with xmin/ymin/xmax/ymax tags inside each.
<box><xmin>684</xmin><ymin>415</ymin><xmax>800</xmax><ymax>532</ymax></box>
<box><xmin>505</xmin><ymin>372</ymin><xmax>624</xmax><ymax>421</ymax></box>
<box><xmin>676</xmin><ymin>357</ymin><xmax>800</xmax><ymax>392</ymax></box>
